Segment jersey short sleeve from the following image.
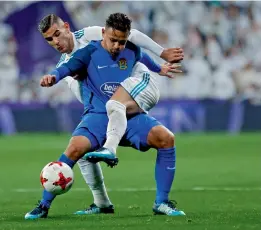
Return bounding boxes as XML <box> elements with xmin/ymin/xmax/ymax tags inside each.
<box><xmin>75</xmin><ymin>26</ymin><xmax>103</xmax><ymax>43</ymax></box>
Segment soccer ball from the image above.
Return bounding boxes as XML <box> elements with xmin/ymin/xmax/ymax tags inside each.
<box><xmin>40</xmin><ymin>161</ymin><xmax>74</xmax><ymax>195</ymax></box>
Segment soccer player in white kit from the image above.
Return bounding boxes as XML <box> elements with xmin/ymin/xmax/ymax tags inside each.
<box><xmin>37</xmin><ymin>14</ymin><xmax>183</xmax><ymax>215</ymax></box>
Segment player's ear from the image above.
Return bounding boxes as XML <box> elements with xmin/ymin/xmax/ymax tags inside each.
<box><xmin>64</xmin><ymin>22</ymin><xmax>70</xmax><ymax>31</ymax></box>
<box><xmin>102</xmin><ymin>28</ymin><xmax>105</xmax><ymax>38</ymax></box>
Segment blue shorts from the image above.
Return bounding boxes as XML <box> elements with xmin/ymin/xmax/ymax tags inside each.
<box><xmin>72</xmin><ymin>112</ymin><xmax>161</xmax><ymax>152</ymax></box>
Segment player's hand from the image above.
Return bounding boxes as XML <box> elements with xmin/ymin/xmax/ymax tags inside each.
<box><xmin>159</xmin><ymin>63</ymin><xmax>182</xmax><ymax>78</ymax></box>
<box><xmin>160</xmin><ymin>47</ymin><xmax>184</xmax><ymax>63</ymax></box>
<box><xmin>40</xmin><ymin>75</ymin><xmax>56</xmax><ymax>87</ymax></box>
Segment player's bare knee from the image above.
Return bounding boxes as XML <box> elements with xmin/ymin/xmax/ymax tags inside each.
<box><xmin>65</xmin><ymin>136</ymin><xmax>91</xmax><ymax>161</ymax></box>
<box><xmin>65</xmin><ymin>143</ymin><xmax>84</xmax><ymax>160</ymax></box>
<box><xmin>148</xmin><ymin>126</ymin><xmax>175</xmax><ymax>148</ymax></box>
<box><xmin>158</xmin><ymin>132</ymin><xmax>174</xmax><ymax>148</ymax></box>
<box><xmin>165</xmin><ymin>132</ymin><xmax>175</xmax><ymax>148</ymax></box>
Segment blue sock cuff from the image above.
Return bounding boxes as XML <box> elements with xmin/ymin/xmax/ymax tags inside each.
<box><xmin>58</xmin><ymin>153</ymin><xmax>76</xmax><ymax>168</ymax></box>
<box><xmin>158</xmin><ymin>147</ymin><xmax>176</xmax><ymax>154</ymax></box>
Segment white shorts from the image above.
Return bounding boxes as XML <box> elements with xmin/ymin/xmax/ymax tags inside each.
<box><xmin>120</xmin><ymin>62</ymin><xmax>160</xmax><ymax>113</ymax></box>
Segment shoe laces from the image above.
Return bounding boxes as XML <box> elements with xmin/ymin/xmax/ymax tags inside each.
<box><xmin>166</xmin><ymin>200</ymin><xmax>178</xmax><ymax>210</ymax></box>
<box><xmin>85</xmin><ymin>203</ymin><xmax>98</xmax><ymax>211</ymax></box>
<box><xmin>30</xmin><ymin>201</ymin><xmax>45</xmax><ymax>214</ymax></box>
<box><xmin>34</xmin><ymin>201</ymin><xmax>48</xmax><ymax>210</ymax></box>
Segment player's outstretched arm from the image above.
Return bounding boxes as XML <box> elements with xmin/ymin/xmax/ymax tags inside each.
<box><xmin>40</xmin><ymin>64</ymin><xmax>74</xmax><ymax>87</ymax></box>
<box><xmin>40</xmin><ymin>60</ymin><xmax>83</xmax><ymax>87</ymax></box>
<box><xmin>128</xmin><ymin>29</ymin><xmax>184</xmax><ymax>63</ymax></box>
<box><xmin>81</xmin><ymin>27</ymin><xmax>184</xmax><ymax>63</ymax></box>
<box><xmin>81</xmin><ymin>26</ymin><xmax>103</xmax><ymax>42</ymax></box>
<box><xmin>140</xmin><ymin>51</ymin><xmax>182</xmax><ymax>78</ymax></box>
<box><xmin>40</xmin><ymin>45</ymin><xmax>93</xmax><ymax>87</ymax></box>
<box><xmin>139</xmin><ymin>51</ymin><xmax>161</xmax><ymax>73</ymax></box>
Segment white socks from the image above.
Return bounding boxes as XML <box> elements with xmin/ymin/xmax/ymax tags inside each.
<box><xmin>77</xmin><ymin>158</ymin><xmax>112</xmax><ymax>207</ymax></box>
<box><xmin>103</xmin><ymin>100</ymin><xmax>127</xmax><ymax>154</ymax></box>
<box><xmin>64</xmin><ymin>77</ymin><xmax>83</xmax><ymax>103</ymax></box>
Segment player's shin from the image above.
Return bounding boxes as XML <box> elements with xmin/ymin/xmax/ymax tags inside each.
<box><xmin>155</xmin><ymin>147</ymin><xmax>176</xmax><ymax>203</ymax></box>
<box><xmin>77</xmin><ymin>159</ymin><xmax>112</xmax><ymax>207</ymax></box>
<box><xmin>41</xmin><ymin>153</ymin><xmax>77</xmax><ymax>208</ymax></box>
<box><xmin>103</xmin><ymin>100</ymin><xmax>127</xmax><ymax>154</ymax></box>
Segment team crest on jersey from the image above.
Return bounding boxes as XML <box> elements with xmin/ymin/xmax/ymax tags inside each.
<box><xmin>118</xmin><ymin>58</ymin><xmax>127</xmax><ymax>70</ymax></box>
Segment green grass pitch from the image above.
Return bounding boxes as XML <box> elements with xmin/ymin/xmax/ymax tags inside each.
<box><xmin>0</xmin><ymin>133</ymin><xmax>260</xmax><ymax>230</ymax></box>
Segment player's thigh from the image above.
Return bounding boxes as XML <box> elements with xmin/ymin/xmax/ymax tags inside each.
<box><xmin>72</xmin><ymin>113</ymin><xmax>108</xmax><ymax>152</ymax></box>
<box><xmin>111</xmin><ymin>86</ymin><xmax>141</xmax><ymax>114</ymax></box>
<box><xmin>121</xmin><ymin>63</ymin><xmax>160</xmax><ymax>113</ymax></box>
<box><xmin>120</xmin><ymin>113</ymin><xmax>161</xmax><ymax>151</ymax></box>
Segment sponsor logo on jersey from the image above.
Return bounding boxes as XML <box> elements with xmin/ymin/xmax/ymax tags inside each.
<box><xmin>100</xmin><ymin>82</ymin><xmax>120</xmax><ymax>97</ymax></box>
<box><xmin>118</xmin><ymin>58</ymin><xmax>127</xmax><ymax>70</ymax></box>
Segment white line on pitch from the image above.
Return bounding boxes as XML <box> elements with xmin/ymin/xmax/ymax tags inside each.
<box><xmin>4</xmin><ymin>187</ymin><xmax>261</xmax><ymax>193</ymax></box>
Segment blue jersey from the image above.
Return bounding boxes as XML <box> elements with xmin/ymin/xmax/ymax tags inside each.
<box><xmin>52</xmin><ymin>40</ymin><xmax>160</xmax><ymax>114</ymax></box>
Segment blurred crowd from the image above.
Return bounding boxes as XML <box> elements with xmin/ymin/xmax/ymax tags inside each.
<box><xmin>0</xmin><ymin>1</ymin><xmax>261</xmax><ymax>104</ymax></box>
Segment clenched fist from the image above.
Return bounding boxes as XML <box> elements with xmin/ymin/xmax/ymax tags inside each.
<box><xmin>40</xmin><ymin>75</ymin><xmax>56</xmax><ymax>87</ymax></box>
<box><xmin>160</xmin><ymin>48</ymin><xmax>184</xmax><ymax>63</ymax></box>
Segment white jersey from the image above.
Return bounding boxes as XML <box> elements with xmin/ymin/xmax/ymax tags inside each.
<box><xmin>121</xmin><ymin>62</ymin><xmax>160</xmax><ymax>113</ymax></box>
<box><xmin>56</xmin><ymin>26</ymin><xmax>164</xmax><ymax>67</ymax></box>
<box><xmin>56</xmin><ymin>26</ymin><xmax>163</xmax><ymax>106</ymax></box>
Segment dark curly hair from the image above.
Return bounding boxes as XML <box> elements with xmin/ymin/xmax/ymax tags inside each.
<box><xmin>38</xmin><ymin>14</ymin><xmax>62</xmax><ymax>33</ymax></box>
<box><xmin>105</xmin><ymin>13</ymin><xmax>132</xmax><ymax>32</ymax></box>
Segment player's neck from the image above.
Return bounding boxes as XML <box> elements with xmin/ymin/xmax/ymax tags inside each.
<box><xmin>101</xmin><ymin>40</ymin><xmax>106</xmax><ymax>50</ymax></box>
<box><xmin>101</xmin><ymin>40</ymin><xmax>111</xmax><ymax>56</ymax></box>
<box><xmin>66</xmin><ymin>33</ymin><xmax>74</xmax><ymax>54</ymax></box>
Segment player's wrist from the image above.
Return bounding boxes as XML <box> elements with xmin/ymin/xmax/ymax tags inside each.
<box><xmin>155</xmin><ymin>63</ymin><xmax>162</xmax><ymax>73</ymax></box>
<box><xmin>160</xmin><ymin>48</ymin><xmax>168</xmax><ymax>60</ymax></box>
<box><xmin>49</xmin><ymin>70</ymin><xmax>59</xmax><ymax>83</ymax></box>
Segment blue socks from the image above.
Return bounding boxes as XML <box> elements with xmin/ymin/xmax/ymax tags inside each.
<box><xmin>40</xmin><ymin>153</ymin><xmax>76</xmax><ymax>208</ymax></box>
<box><xmin>57</xmin><ymin>153</ymin><xmax>76</xmax><ymax>168</ymax></box>
<box><xmin>155</xmin><ymin>147</ymin><xmax>176</xmax><ymax>204</ymax></box>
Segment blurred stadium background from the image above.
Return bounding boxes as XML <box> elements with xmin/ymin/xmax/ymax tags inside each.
<box><xmin>0</xmin><ymin>1</ymin><xmax>261</xmax><ymax>134</ymax></box>
<box><xmin>0</xmin><ymin>1</ymin><xmax>260</xmax><ymax>230</ymax></box>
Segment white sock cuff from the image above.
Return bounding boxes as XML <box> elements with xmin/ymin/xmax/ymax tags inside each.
<box><xmin>106</xmin><ymin>100</ymin><xmax>126</xmax><ymax>113</ymax></box>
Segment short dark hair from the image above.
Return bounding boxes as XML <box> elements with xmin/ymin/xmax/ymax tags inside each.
<box><xmin>105</xmin><ymin>13</ymin><xmax>132</xmax><ymax>33</ymax></box>
<box><xmin>38</xmin><ymin>14</ymin><xmax>62</xmax><ymax>33</ymax></box>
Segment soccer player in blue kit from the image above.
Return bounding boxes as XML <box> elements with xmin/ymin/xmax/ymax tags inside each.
<box><xmin>25</xmin><ymin>13</ymin><xmax>185</xmax><ymax>219</ymax></box>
